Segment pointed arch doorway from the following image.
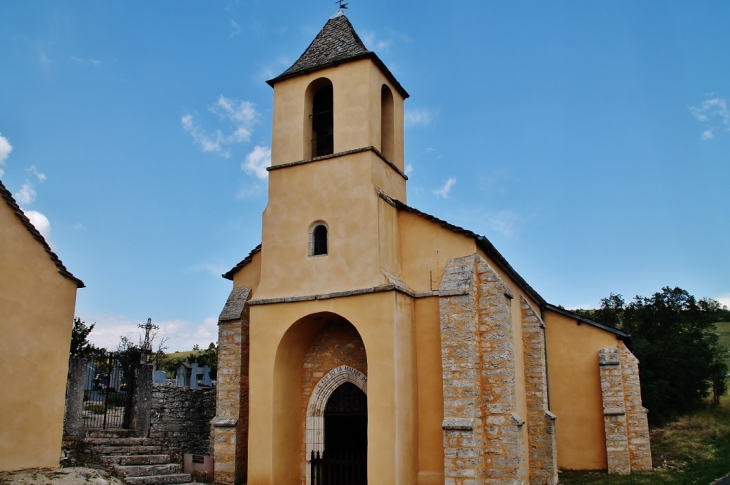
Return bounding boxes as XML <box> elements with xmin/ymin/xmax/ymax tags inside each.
<box><xmin>307</xmin><ymin>366</ymin><xmax>367</xmax><ymax>485</ymax></box>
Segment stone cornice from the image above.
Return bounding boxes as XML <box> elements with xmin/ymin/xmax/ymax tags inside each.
<box><xmin>266</xmin><ymin>146</ymin><xmax>408</xmax><ymax>180</ymax></box>
<box><xmin>247</xmin><ymin>284</ymin><xmax>454</xmax><ymax>306</ymax></box>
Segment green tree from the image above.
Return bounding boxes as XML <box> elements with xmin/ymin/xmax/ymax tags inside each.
<box><xmin>70</xmin><ymin>317</ymin><xmax>98</xmax><ymax>357</ymax></box>
<box><xmin>585</xmin><ymin>287</ymin><xmax>728</xmax><ymax>424</ymax></box>
<box><xmin>186</xmin><ymin>342</ymin><xmax>218</xmax><ymax>379</ymax></box>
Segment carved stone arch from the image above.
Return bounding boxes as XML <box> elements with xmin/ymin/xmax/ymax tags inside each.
<box><xmin>305</xmin><ymin>365</ymin><xmax>367</xmax><ymax>460</ymax></box>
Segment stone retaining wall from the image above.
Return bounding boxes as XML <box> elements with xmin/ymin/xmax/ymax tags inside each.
<box><xmin>149</xmin><ymin>385</ymin><xmax>216</xmax><ymax>461</ymax></box>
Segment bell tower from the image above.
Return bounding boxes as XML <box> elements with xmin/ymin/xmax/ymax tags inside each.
<box><xmin>255</xmin><ymin>10</ymin><xmax>410</xmax><ymax>300</ymax></box>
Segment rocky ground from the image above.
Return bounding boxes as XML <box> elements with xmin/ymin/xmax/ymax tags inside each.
<box><xmin>0</xmin><ymin>467</ymin><xmax>125</xmax><ymax>485</ymax></box>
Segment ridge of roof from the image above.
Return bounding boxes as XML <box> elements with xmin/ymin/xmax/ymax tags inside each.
<box><xmin>0</xmin><ymin>179</ymin><xmax>85</xmax><ymax>288</ymax></box>
<box><xmin>266</xmin><ymin>13</ymin><xmax>409</xmax><ymax>98</ymax></box>
<box><xmin>223</xmin><ymin>244</ymin><xmax>261</xmax><ymax>280</ymax></box>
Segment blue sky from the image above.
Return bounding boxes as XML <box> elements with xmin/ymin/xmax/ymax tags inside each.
<box><xmin>1</xmin><ymin>1</ymin><xmax>728</xmax><ymax>351</ymax></box>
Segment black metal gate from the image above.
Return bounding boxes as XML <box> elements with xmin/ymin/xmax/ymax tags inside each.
<box><xmin>310</xmin><ymin>450</ymin><xmax>366</xmax><ymax>485</ymax></box>
<box><xmin>311</xmin><ymin>382</ymin><xmax>367</xmax><ymax>484</ymax></box>
<box><xmin>82</xmin><ymin>353</ymin><xmax>134</xmax><ymax>429</ymax></box>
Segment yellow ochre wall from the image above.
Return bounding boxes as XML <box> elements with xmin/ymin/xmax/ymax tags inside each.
<box><xmin>256</xmin><ymin>150</ymin><xmax>405</xmax><ymax>301</ymax></box>
<box><xmin>0</xmin><ymin>198</ymin><xmax>78</xmax><ymax>471</ymax></box>
<box><xmin>544</xmin><ymin>308</ymin><xmax>618</xmax><ymax>470</ymax></box>
<box><xmin>246</xmin><ymin>292</ymin><xmax>418</xmax><ymax>485</ymax></box>
<box><xmin>270</xmin><ymin>59</ymin><xmax>405</xmax><ymax>171</ymax></box>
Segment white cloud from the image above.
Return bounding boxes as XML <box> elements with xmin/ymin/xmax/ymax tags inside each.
<box><xmin>236</xmin><ymin>182</ymin><xmax>263</xmax><ymax>199</ymax></box>
<box><xmin>405</xmin><ymin>164</ymin><xmax>414</xmax><ymax>175</ymax></box>
<box><xmin>242</xmin><ymin>145</ymin><xmax>271</xmax><ymax>179</ymax></box>
<box><xmin>15</xmin><ymin>181</ymin><xmax>37</xmax><ymax>204</ymax></box>
<box><xmin>432</xmin><ymin>177</ymin><xmax>456</xmax><ymax>198</ymax></box>
<box><xmin>182</xmin><ymin>95</ymin><xmax>259</xmax><ymax>157</ymax></box>
<box><xmin>73</xmin><ymin>222</ymin><xmax>85</xmax><ymax>230</ymax></box>
<box><xmin>79</xmin><ymin>313</ymin><xmax>220</xmax><ymax>352</ymax></box>
<box><xmin>486</xmin><ymin>210</ymin><xmax>520</xmax><ymax>238</ymax></box>
<box><xmin>689</xmin><ymin>96</ymin><xmax>729</xmax><ymax>140</ymax></box>
<box><xmin>229</xmin><ymin>19</ymin><xmax>242</xmax><ymax>39</ymax></box>
<box><xmin>70</xmin><ymin>56</ymin><xmax>101</xmax><ymax>66</ymax></box>
<box><xmin>24</xmin><ymin>209</ymin><xmax>51</xmax><ymax>240</ymax></box>
<box><xmin>188</xmin><ymin>260</ymin><xmax>229</xmax><ymax>277</ymax></box>
<box><xmin>717</xmin><ymin>293</ymin><xmax>730</xmax><ymax>309</ymax></box>
<box><xmin>26</xmin><ymin>165</ymin><xmax>46</xmax><ymax>181</ymax></box>
<box><xmin>0</xmin><ymin>132</ymin><xmax>12</xmax><ymax>176</ymax></box>
<box><xmin>361</xmin><ymin>31</ymin><xmax>391</xmax><ymax>52</ymax></box>
<box><xmin>405</xmin><ymin>107</ymin><xmax>437</xmax><ymax>129</ymax></box>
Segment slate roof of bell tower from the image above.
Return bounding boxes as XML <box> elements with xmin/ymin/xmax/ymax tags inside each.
<box><xmin>267</xmin><ymin>10</ymin><xmax>409</xmax><ymax>98</ymax></box>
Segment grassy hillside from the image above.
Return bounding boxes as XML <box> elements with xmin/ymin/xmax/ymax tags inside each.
<box><xmin>717</xmin><ymin>321</ymin><xmax>730</xmax><ymax>369</ymax></box>
<box><xmin>561</xmin><ymin>396</ymin><xmax>730</xmax><ymax>484</ymax></box>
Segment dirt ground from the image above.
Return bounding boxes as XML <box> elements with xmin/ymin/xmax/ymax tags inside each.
<box><xmin>0</xmin><ymin>467</ymin><xmax>125</xmax><ymax>485</ymax></box>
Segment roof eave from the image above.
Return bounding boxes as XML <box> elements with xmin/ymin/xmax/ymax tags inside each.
<box><xmin>542</xmin><ymin>303</ymin><xmax>633</xmax><ymax>348</ymax></box>
<box><xmin>266</xmin><ymin>52</ymin><xmax>410</xmax><ymax>99</ymax></box>
<box><xmin>0</xmin><ymin>180</ymin><xmax>85</xmax><ymax>288</ymax></box>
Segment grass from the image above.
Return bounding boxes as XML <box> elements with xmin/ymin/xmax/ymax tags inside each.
<box><xmin>716</xmin><ymin>321</ymin><xmax>730</xmax><ymax>370</ymax></box>
<box><xmin>560</xmin><ymin>395</ymin><xmax>730</xmax><ymax>484</ymax></box>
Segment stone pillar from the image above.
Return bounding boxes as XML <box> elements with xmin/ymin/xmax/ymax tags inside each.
<box><xmin>598</xmin><ymin>348</ymin><xmax>630</xmax><ymax>475</ymax></box>
<box><xmin>64</xmin><ymin>357</ymin><xmax>87</xmax><ymax>436</ymax></box>
<box><xmin>130</xmin><ymin>364</ymin><xmax>153</xmax><ymax>438</ymax></box>
<box><xmin>519</xmin><ymin>297</ymin><xmax>558</xmax><ymax>485</ymax></box>
<box><xmin>212</xmin><ymin>286</ymin><xmax>251</xmax><ymax>485</ymax></box>
<box><xmin>618</xmin><ymin>342</ymin><xmax>652</xmax><ymax>471</ymax></box>
<box><xmin>439</xmin><ymin>255</ymin><xmax>487</xmax><ymax>485</ymax></box>
<box><xmin>439</xmin><ymin>254</ymin><xmax>527</xmax><ymax>485</ymax></box>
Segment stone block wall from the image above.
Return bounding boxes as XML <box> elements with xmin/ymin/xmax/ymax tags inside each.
<box><xmin>149</xmin><ymin>385</ymin><xmax>216</xmax><ymax>461</ymax></box>
<box><xmin>598</xmin><ymin>344</ymin><xmax>651</xmax><ymax>474</ymax></box>
<box><xmin>212</xmin><ymin>286</ymin><xmax>251</xmax><ymax>485</ymax></box>
<box><xmin>439</xmin><ymin>254</ymin><xmax>535</xmax><ymax>485</ymax></box>
<box><xmin>519</xmin><ymin>297</ymin><xmax>558</xmax><ymax>485</ymax></box>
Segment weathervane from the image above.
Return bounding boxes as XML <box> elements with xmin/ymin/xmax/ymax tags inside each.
<box><xmin>336</xmin><ymin>0</ymin><xmax>348</xmax><ymax>9</ymax></box>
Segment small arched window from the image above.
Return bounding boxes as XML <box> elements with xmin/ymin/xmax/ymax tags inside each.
<box><xmin>310</xmin><ymin>223</ymin><xmax>328</xmax><ymax>256</ymax></box>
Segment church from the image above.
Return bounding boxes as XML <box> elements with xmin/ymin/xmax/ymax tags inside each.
<box><xmin>211</xmin><ymin>10</ymin><xmax>652</xmax><ymax>485</ymax></box>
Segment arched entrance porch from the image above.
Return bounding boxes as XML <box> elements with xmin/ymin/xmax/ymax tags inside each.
<box><xmin>273</xmin><ymin>312</ymin><xmax>368</xmax><ymax>485</ymax></box>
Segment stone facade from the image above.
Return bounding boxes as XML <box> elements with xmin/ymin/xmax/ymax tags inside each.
<box><xmin>212</xmin><ymin>286</ymin><xmax>251</xmax><ymax>485</ymax></box>
<box><xmin>598</xmin><ymin>343</ymin><xmax>652</xmax><ymax>474</ymax></box>
<box><xmin>149</xmin><ymin>385</ymin><xmax>216</xmax><ymax>460</ymax></box>
<box><xmin>519</xmin><ymin>298</ymin><xmax>558</xmax><ymax>485</ymax></box>
<box><xmin>439</xmin><ymin>254</ymin><xmax>539</xmax><ymax>485</ymax></box>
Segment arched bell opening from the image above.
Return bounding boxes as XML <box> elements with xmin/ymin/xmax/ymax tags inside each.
<box><xmin>304</xmin><ymin>78</ymin><xmax>334</xmax><ymax>159</ymax></box>
<box><xmin>380</xmin><ymin>84</ymin><xmax>394</xmax><ymax>161</ymax></box>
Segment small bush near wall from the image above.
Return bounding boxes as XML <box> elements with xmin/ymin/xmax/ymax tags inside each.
<box><xmin>149</xmin><ymin>385</ymin><xmax>216</xmax><ymax>462</ymax></box>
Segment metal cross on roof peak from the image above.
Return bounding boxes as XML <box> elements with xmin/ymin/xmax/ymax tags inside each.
<box><xmin>336</xmin><ymin>0</ymin><xmax>349</xmax><ymax>10</ymax></box>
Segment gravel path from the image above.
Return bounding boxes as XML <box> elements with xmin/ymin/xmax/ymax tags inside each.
<box><xmin>0</xmin><ymin>467</ymin><xmax>125</xmax><ymax>485</ymax></box>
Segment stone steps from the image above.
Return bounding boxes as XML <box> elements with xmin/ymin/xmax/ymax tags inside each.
<box><xmin>99</xmin><ymin>454</ymin><xmax>171</xmax><ymax>466</ymax></box>
<box><xmin>79</xmin><ymin>434</ymin><xmax>193</xmax><ymax>485</ymax></box>
<box><xmin>122</xmin><ymin>473</ymin><xmax>193</xmax><ymax>485</ymax></box>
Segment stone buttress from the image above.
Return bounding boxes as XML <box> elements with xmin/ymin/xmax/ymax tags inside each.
<box><xmin>598</xmin><ymin>343</ymin><xmax>652</xmax><ymax>474</ymax></box>
<box><xmin>212</xmin><ymin>286</ymin><xmax>251</xmax><ymax>484</ymax></box>
<box><xmin>519</xmin><ymin>297</ymin><xmax>558</xmax><ymax>485</ymax></box>
<box><xmin>439</xmin><ymin>254</ymin><xmax>557</xmax><ymax>485</ymax></box>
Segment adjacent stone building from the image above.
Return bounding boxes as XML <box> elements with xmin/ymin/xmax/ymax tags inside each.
<box><xmin>212</xmin><ymin>11</ymin><xmax>652</xmax><ymax>484</ymax></box>
<box><xmin>0</xmin><ymin>180</ymin><xmax>84</xmax><ymax>471</ymax></box>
